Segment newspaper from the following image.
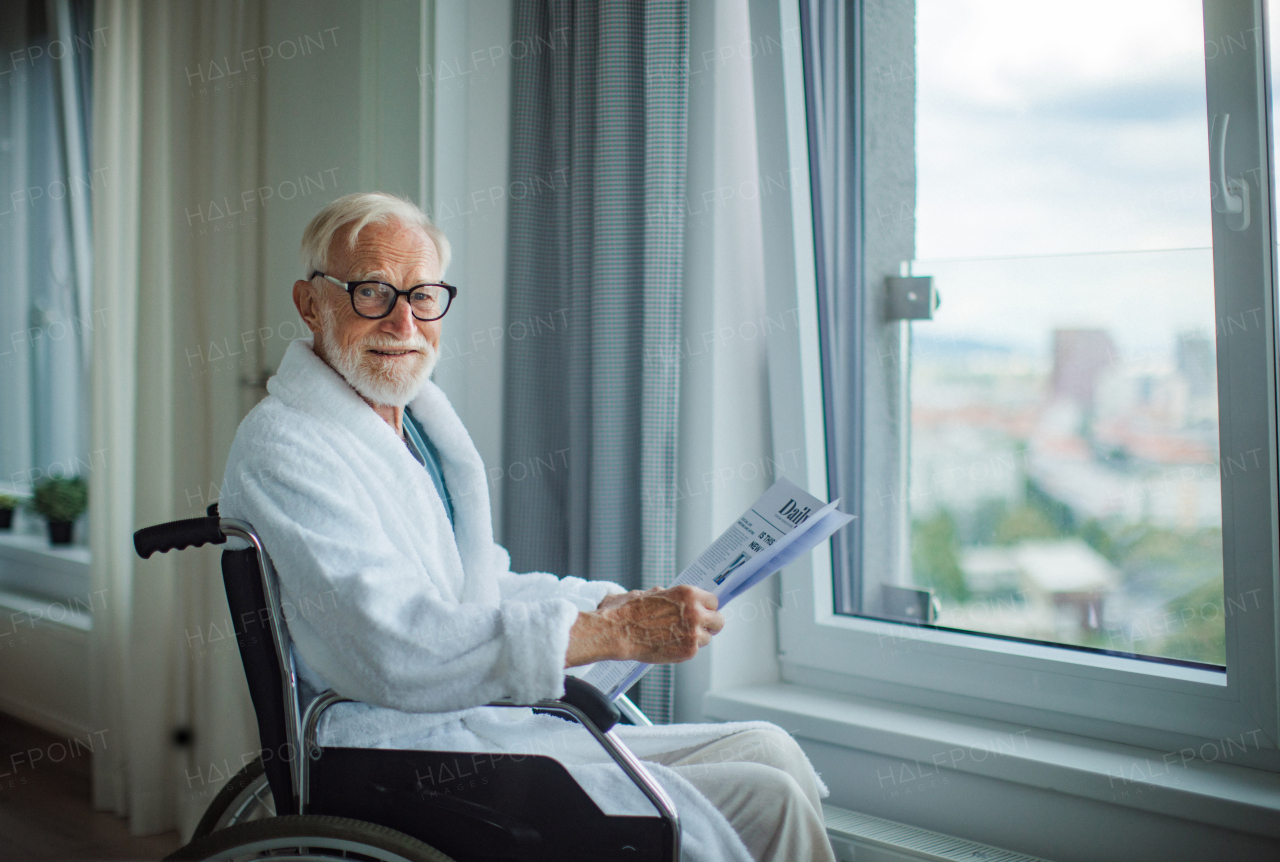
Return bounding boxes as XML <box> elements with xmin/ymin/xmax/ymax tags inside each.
<box><xmin>581</xmin><ymin>477</ymin><xmax>854</xmax><ymax>700</ymax></box>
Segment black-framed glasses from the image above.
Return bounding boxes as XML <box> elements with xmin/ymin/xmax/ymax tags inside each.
<box><xmin>312</xmin><ymin>271</ymin><xmax>457</xmax><ymax>321</ymax></box>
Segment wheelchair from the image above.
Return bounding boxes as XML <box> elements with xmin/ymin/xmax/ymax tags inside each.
<box><xmin>134</xmin><ymin>506</ymin><xmax>680</xmax><ymax>861</ymax></box>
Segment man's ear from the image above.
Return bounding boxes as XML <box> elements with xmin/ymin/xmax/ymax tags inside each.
<box><xmin>294</xmin><ymin>279</ymin><xmax>323</xmax><ymax>336</ymax></box>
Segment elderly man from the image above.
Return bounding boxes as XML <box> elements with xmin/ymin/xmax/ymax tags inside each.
<box><xmin>221</xmin><ymin>192</ymin><xmax>836</xmax><ymax>862</ymax></box>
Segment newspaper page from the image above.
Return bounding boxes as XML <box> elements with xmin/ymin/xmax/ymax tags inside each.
<box><xmin>581</xmin><ymin>477</ymin><xmax>854</xmax><ymax>699</ymax></box>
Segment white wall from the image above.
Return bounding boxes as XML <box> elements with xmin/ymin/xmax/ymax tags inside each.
<box><xmin>427</xmin><ymin>0</ymin><xmax>513</xmax><ymax>539</ymax></box>
<box><xmin>259</xmin><ymin>0</ymin><xmax>423</xmax><ymax>379</ymax></box>
<box><xmin>255</xmin><ymin>0</ymin><xmax>512</xmax><ymax>536</ymax></box>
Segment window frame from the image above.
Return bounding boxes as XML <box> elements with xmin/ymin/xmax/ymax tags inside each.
<box><xmin>768</xmin><ymin>0</ymin><xmax>1280</xmax><ymax>758</ymax></box>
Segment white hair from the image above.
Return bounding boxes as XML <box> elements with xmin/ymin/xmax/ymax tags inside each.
<box><xmin>299</xmin><ymin>192</ymin><xmax>451</xmax><ymax>279</ymax></box>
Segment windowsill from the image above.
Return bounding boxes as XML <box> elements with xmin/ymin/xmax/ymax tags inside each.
<box><xmin>0</xmin><ymin>532</ymin><xmax>92</xmax><ymax>608</ymax></box>
<box><xmin>0</xmin><ymin>531</ymin><xmax>91</xmax><ymax>561</ymax></box>
<box><xmin>813</xmin><ymin>610</ymin><xmax>1228</xmax><ymax>688</ymax></box>
<box><xmin>704</xmin><ymin>682</ymin><xmax>1280</xmax><ymax>840</ymax></box>
<box><xmin>0</xmin><ymin>586</ymin><xmax>92</xmax><ymax>632</ymax></box>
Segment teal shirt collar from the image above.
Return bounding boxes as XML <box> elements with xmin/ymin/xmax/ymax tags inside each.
<box><xmin>402</xmin><ymin>407</ymin><xmax>455</xmax><ymax>528</ymax></box>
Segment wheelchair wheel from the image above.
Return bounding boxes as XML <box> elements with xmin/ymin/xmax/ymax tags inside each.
<box><xmin>167</xmin><ymin>814</ymin><xmax>456</xmax><ymax>861</ymax></box>
<box><xmin>192</xmin><ymin>757</ymin><xmax>275</xmax><ymax>840</ymax></box>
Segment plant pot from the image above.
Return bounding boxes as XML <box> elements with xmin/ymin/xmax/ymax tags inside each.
<box><xmin>47</xmin><ymin>520</ymin><xmax>74</xmax><ymax>545</ymax></box>
<box><xmin>0</xmin><ymin>508</ymin><xmax>12</xmax><ymax>530</ymax></box>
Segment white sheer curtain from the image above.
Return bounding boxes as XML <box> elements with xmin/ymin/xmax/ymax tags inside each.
<box><xmin>672</xmin><ymin>0</ymin><xmax>788</xmax><ymax>720</ymax></box>
<box><xmin>90</xmin><ymin>0</ymin><xmax>263</xmax><ymax>837</ymax></box>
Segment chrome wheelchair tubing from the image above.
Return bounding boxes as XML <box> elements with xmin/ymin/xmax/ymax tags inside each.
<box><xmin>219</xmin><ymin>518</ymin><xmax>306</xmax><ymax>812</ymax></box>
<box><xmin>298</xmin><ymin>689</ymin><xmax>353</xmax><ymax>812</ymax></box>
<box><xmin>490</xmin><ymin>699</ymin><xmax>681</xmax><ymax>862</ymax></box>
<box><xmin>217</xmin><ymin>773</ymin><xmax>274</xmax><ymax>829</ymax></box>
<box><xmin>615</xmin><ymin>693</ymin><xmax>654</xmax><ymax>727</ymax></box>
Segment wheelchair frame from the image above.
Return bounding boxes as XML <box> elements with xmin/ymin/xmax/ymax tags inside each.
<box><xmin>135</xmin><ymin>513</ymin><xmax>681</xmax><ymax>862</ymax></box>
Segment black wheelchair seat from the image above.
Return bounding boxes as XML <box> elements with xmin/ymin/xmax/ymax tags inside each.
<box><xmin>309</xmin><ymin>747</ymin><xmax>667</xmax><ymax>860</ymax></box>
<box><xmin>134</xmin><ymin>509</ymin><xmax>678</xmax><ymax>862</ymax></box>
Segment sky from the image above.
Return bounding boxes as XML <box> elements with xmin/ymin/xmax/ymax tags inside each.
<box><xmin>911</xmin><ymin>0</ymin><xmax>1222</xmax><ymax>360</ymax></box>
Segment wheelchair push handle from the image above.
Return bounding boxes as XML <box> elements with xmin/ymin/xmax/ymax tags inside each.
<box><xmin>133</xmin><ymin>517</ymin><xmax>226</xmax><ymax>559</ymax></box>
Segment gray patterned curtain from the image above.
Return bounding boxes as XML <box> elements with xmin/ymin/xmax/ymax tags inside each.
<box><xmin>502</xmin><ymin>0</ymin><xmax>688</xmax><ymax>723</ymax></box>
<box><xmin>799</xmin><ymin>0</ymin><xmax>864</xmax><ymax>614</ymax></box>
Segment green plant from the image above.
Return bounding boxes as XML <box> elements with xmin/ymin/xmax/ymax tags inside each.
<box><xmin>1148</xmin><ymin>578</ymin><xmax>1227</xmax><ymax>666</ymax></box>
<box><xmin>0</xmin><ymin>492</ymin><xmax>19</xmax><ymax>511</ymax></box>
<box><xmin>30</xmin><ymin>477</ymin><xmax>88</xmax><ymax>523</ymax></box>
<box><xmin>992</xmin><ymin>504</ymin><xmax>1059</xmax><ymax>545</ymax></box>
<box><xmin>912</xmin><ymin>509</ymin><xmax>970</xmax><ymax>603</ymax></box>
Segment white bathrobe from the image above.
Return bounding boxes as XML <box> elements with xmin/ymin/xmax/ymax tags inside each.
<box><xmin>220</xmin><ymin>338</ymin><xmax>785</xmax><ymax>862</ymax></box>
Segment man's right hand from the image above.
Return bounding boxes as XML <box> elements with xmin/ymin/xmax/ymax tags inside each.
<box><xmin>565</xmin><ymin>585</ymin><xmax>724</xmax><ymax>667</ymax></box>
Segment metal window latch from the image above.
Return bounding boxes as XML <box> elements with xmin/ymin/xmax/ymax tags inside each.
<box><xmin>879</xmin><ymin>584</ymin><xmax>940</xmax><ymax>624</ymax></box>
<box><xmin>886</xmin><ymin>275</ymin><xmax>937</xmax><ymax>321</ymax></box>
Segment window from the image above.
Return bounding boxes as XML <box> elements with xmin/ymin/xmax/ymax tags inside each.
<box><xmin>779</xmin><ymin>0</ymin><xmax>1279</xmax><ymax>751</ymax></box>
<box><xmin>0</xmin><ymin>0</ymin><xmax>96</xmax><ymax>549</ymax></box>
<box><xmin>905</xmin><ymin>1</ymin><xmax>1223</xmax><ymax>666</ymax></box>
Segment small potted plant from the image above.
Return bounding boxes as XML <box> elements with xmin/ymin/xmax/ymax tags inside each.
<box><xmin>30</xmin><ymin>477</ymin><xmax>88</xmax><ymax>545</ymax></box>
<box><xmin>0</xmin><ymin>493</ymin><xmax>18</xmax><ymax>530</ymax></box>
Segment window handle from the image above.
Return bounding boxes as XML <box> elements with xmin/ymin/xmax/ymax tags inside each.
<box><xmin>1210</xmin><ymin>112</ymin><xmax>1250</xmax><ymax>231</ymax></box>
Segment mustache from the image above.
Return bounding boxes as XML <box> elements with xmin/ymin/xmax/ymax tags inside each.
<box><xmin>360</xmin><ymin>334</ymin><xmax>432</xmax><ymax>353</ymax></box>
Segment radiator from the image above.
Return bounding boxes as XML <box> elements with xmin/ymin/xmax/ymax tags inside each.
<box><xmin>823</xmin><ymin>805</ymin><xmax>1051</xmax><ymax>862</ymax></box>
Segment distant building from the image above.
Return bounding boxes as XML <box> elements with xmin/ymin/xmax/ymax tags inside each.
<box><xmin>1026</xmin><ymin>452</ymin><xmax>1220</xmax><ymax>530</ymax></box>
<box><xmin>1176</xmin><ymin>330</ymin><xmax>1216</xmax><ymax>399</ymax></box>
<box><xmin>1051</xmin><ymin>329</ymin><xmax>1118</xmax><ymax>410</ymax></box>
<box><xmin>960</xmin><ymin>538</ymin><xmax>1118</xmax><ymax>632</ymax></box>
<box><xmin>958</xmin><ymin>546</ymin><xmax>1022</xmax><ymax>594</ymax></box>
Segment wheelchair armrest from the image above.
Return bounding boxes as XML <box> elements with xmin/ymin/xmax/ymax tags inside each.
<box><xmin>525</xmin><ymin>680</ymin><xmax>681</xmax><ymax>857</ymax></box>
<box><xmin>558</xmin><ymin>677</ymin><xmax>621</xmax><ymax>733</ymax></box>
<box><xmin>302</xmin><ymin>678</ymin><xmax>616</xmax><ymax>765</ymax></box>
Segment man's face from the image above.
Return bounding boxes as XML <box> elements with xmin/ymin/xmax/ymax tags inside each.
<box><xmin>294</xmin><ymin>218</ymin><xmax>444</xmax><ymax>407</ymax></box>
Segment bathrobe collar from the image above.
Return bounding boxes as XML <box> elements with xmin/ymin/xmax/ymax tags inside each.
<box><xmin>267</xmin><ymin>338</ymin><xmax>501</xmax><ymax>604</ymax></box>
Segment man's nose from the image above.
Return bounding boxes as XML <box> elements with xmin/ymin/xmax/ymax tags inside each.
<box><xmin>381</xmin><ymin>294</ymin><xmax>417</xmax><ymax>337</ymax></box>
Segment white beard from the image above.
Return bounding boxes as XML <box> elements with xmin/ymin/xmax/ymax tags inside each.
<box><xmin>316</xmin><ymin>304</ymin><xmax>439</xmax><ymax>408</ymax></box>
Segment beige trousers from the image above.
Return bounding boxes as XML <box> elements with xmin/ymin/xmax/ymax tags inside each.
<box><xmin>641</xmin><ymin>727</ymin><xmax>838</xmax><ymax>862</ymax></box>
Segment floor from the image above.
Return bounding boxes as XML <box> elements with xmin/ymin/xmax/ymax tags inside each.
<box><xmin>0</xmin><ymin>713</ymin><xmax>181</xmax><ymax>861</ymax></box>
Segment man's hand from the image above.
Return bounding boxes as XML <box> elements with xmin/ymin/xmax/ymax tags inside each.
<box><xmin>566</xmin><ymin>585</ymin><xmax>724</xmax><ymax>668</ymax></box>
<box><xmin>595</xmin><ymin>587</ymin><xmax>659</xmax><ymax>612</ymax></box>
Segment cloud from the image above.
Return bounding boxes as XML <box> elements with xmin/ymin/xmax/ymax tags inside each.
<box><xmin>910</xmin><ymin>0</ymin><xmax>1221</xmax><ymax>358</ymax></box>
<box><xmin>915</xmin><ymin>0</ymin><xmax>1213</xmax><ymax>261</ymax></box>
